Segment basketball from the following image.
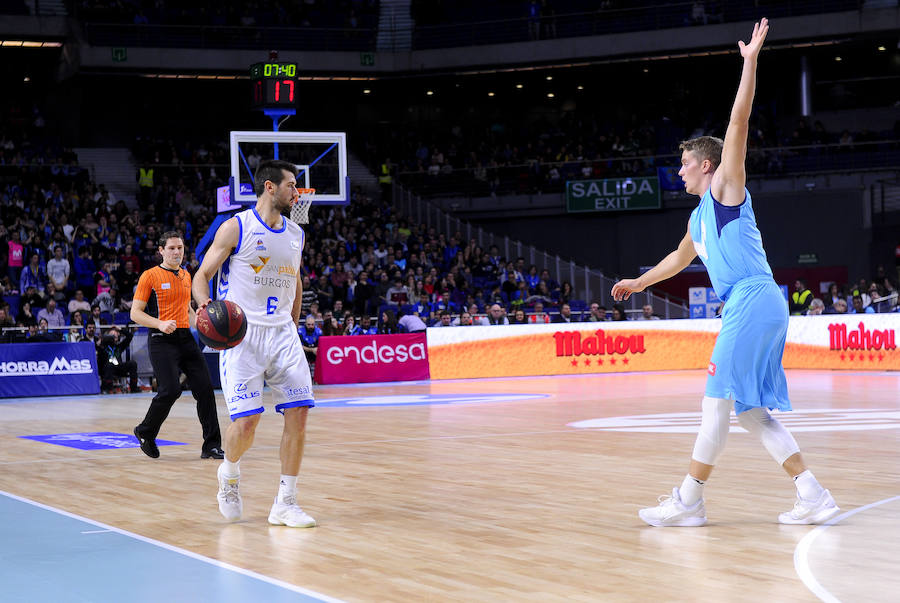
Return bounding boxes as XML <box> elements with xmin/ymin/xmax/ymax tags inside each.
<box><xmin>196</xmin><ymin>300</ymin><xmax>247</xmax><ymax>350</ymax></box>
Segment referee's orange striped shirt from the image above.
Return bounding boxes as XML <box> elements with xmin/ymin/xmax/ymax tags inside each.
<box><xmin>134</xmin><ymin>266</ymin><xmax>193</xmax><ymax>329</ymax></box>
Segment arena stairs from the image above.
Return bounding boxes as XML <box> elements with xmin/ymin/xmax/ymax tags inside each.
<box><xmin>73</xmin><ymin>147</ymin><xmax>138</xmax><ymax>208</ymax></box>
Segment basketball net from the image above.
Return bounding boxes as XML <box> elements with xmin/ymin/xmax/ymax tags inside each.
<box><xmin>291</xmin><ymin>188</ymin><xmax>315</xmax><ymax>225</ymax></box>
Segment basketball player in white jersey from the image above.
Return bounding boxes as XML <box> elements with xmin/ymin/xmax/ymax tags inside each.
<box><xmin>193</xmin><ymin>159</ymin><xmax>316</xmax><ymax>527</ymax></box>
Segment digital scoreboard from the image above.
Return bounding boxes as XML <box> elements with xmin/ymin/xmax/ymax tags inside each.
<box><xmin>250</xmin><ymin>62</ymin><xmax>297</xmax><ymax>109</ymax></box>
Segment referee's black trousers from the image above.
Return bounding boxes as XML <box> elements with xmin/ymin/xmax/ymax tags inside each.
<box><xmin>136</xmin><ymin>329</ymin><xmax>222</xmax><ymax>452</ymax></box>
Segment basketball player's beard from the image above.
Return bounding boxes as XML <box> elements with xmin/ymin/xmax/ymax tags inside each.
<box><xmin>274</xmin><ymin>195</ymin><xmax>293</xmax><ymax>215</ymax></box>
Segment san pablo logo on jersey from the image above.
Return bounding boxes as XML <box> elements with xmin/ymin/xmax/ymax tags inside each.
<box><xmin>250</xmin><ymin>256</ymin><xmax>270</xmax><ymax>274</ymax></box>
<box><xmin>250</xmin><ymin>255</ymin><xmax>297</xmax><ymax>278</ymax></box>
<box><xmin>255</xmin><ymin>239</ymin><xmax>267</xmax><ymax>252</ymax></box>
<box><xmin>0</xmin><ymin>356</ymin><xmax>93</xmax><ymax>376</ymax></box>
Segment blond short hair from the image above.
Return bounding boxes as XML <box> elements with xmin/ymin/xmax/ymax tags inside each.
<box><xmin>680</xmin><ymin>136</ymin><xmax>724</xmax><ymax>169</ymax></box>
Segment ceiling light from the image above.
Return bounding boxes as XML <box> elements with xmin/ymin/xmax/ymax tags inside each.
<box><xmin>545</xmin><ymin>75</ymin><xmax>553</xmax><ymax>81</ymax></box>
<box><xmin>877</xmin><ymin>46</ymin><xmax>886</xmax><ymax>51</ymax></box>
<box><xmin>363</xmin><ymin>89</ymin><xmax>371</xmax><ymax>94</ymax></box>
<box><xmin>835</xmin><ymin>56</ymin><xmax>842</xmax><ymax>61</ymax></box>
<box><xmin>516</xmin><ymin>83</ymin><xmax>523</xmax><ymax>89</ymax></box>
<box><xmin>0</xmin><ymin>39</ymin><xmax>62</xmax><ymax>47</ymax></box>
<box><xmin>576</xmin><ymin>85</ymin><xmax>584</xmax><ymax>90</ymax></box>
<box><xmin>426</xmin><ymin>90</ymin><xmax>434</xmax><ymax>96</ymax></box>
<box><xmin>547</xmin><ymin>92</ymin><xmax>555</xmax><ymax>98</ymax></box>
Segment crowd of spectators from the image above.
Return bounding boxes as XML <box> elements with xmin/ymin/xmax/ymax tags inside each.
<box><xmin>2</xmin><ymin>117</ymin><xmax>603</xmax><ymax>354</ymax></box>
<box><xmin>792</xmin><ymin>271</ymin><xmax>900</xmax><ymax>317</ymax></box>
<box><xmin>3</xmin><ymin>96</ymin><xmax>897</xmax><ymax>389</ymax></box>
<box><xmin>383</xmin><ymin>105</ymin><xmax>900</xmax><ymax>198</ymax></box>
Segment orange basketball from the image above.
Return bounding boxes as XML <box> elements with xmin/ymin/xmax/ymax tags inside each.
<box><xmin>197</xmin><ymin>300</ymin><xmax>247</xmax><ymax>350</ymax></box>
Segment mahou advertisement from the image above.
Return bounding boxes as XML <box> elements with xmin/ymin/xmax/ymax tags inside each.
<box><xmin>426</xmin><ymin>315</ymin><xmax>900</xmax><ymax>380</ymax></box>
<box><xmin>314</xmin><ymin>333</ymin><xmax>430</xmax><ymax>385</ymax></box>
<box><xmin>783</xmin><ymin>315</ymin><xmax>898</xmax><ymax>369</ymax></box>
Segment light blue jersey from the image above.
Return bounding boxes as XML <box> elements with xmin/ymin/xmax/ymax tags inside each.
<box><xmin>689</xmin><ymin>187</ymin><xmax>772</xmax><ymax>302</ymax></box>
<box><xmin>689</xmin><ymin>187</ymin><xmax>790</xmax><ymax>413</ymax></box>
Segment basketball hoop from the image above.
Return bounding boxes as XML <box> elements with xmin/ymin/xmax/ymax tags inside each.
<box><xmin>291</xmin><ymin>188</ymin><xmax>315</xmax><ymax>225</ymax></box>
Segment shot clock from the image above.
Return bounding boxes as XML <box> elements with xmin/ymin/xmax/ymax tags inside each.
<box><xmin>250</xmin><ymin>62</ymin><xmax>297</xmax><ymax>109</ymax></box>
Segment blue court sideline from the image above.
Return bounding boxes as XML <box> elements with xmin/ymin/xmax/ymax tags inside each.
<box><xmin>0</xmin><ymin>491</ymin><xmax>343</xmax><ymax>603</ymax></box>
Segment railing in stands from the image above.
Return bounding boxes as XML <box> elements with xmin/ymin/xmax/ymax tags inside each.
<box><xmin>395</xmin><ymin>184</ymin><xmax>690</xmax><ymax>319</ymax></box>
<box><xmin>397</xmin><ymin>139</ymin><xmax>900</xmax><ymax>199</ymax></box>
<box><xmin>410</xmin><ymin>0</ymin><xmax>861</xmax><ymax>50</ymax></box>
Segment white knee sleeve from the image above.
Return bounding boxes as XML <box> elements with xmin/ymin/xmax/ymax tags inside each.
<box><xmin>691</xmin><ymin>396</ymin><xmax>732</xmax><ymax>465</ymax></box>
<box><xmin>737</xmin><ymin>407</ymin><xmax>800</xmax><ymax>465</ymax></box>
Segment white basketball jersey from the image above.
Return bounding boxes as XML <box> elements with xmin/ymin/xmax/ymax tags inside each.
<box><xmin>217</xmin><ymin>208</ymin><xmax>305</xmax><ymax>326</ymax></box>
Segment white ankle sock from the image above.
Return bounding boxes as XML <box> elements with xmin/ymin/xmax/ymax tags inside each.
<box><xmin>793</xmin><ymin>470</ymin><xmax>824</xmax><ymax>501</ymax></box>
<box><xmin>680</xmin><ymin>474</ymin><xmax>705</xmax><ymax>506</ymax></box>
<box><xmin>222</xmin><ymin>458</ymin><xmax>240</xmax><ymax>477</ymax></box>
<box><xmin>278</xmin><ymin>474</ymin><xmax>297</xmax><ymax>503</ymax></box>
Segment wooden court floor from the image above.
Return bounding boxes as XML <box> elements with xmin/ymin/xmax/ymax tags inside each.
<box><xmin>2</xmin><ymin>369</ymin><xmax>899</xmax><ymax>602</ymax></box>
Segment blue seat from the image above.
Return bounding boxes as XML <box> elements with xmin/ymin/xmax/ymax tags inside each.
<box><xmin>114</xmin><ymin>311</ymin><xmax>130</xmax><ymax>325</ymax></box>
<box><xmin>569</xmin><ymin>299</ymin><xmax>588</xmax><ymax>312</ymax></box>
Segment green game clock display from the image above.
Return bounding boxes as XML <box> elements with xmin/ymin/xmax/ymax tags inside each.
<box><xmin>250</xmin><ymin>62</ymin><xmax>297</xmax><ymax>109</ymax></box>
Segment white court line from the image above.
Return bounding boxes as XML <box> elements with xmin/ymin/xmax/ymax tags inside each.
<box><xmin>794</xmin><ymin>494</ymin><xmax>900</xmax><ymax>603</ymax></box>
<box><xmin>0</xmin><ymin>489</ymin><xmax>346</xmax><ymax>603</ymax></box>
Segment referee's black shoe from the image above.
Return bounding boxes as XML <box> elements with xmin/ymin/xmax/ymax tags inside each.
<box><xmin>133</xmin><ymin>426</ymin><xmax>160</xmax><ymax>458</ymax></box>
<box><xmin>201</xmin><ymin>447</ymin><xmax>225</xmax><ymax>459</ymax></box>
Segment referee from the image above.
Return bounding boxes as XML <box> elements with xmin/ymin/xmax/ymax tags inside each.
<box><xmin>131</xmin><ymin>231</ymin><xmax>223</xmax><ymax>459</ymax></box>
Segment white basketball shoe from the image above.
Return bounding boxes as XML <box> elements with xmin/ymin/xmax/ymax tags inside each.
<box><xmin>639</xmin><ymin>487</ymin><xmax>708</xmax><ymax>527</ymax></box>
<box><xmin>268</xmin><ymin>495</ymin><xmax>316</xmax><ymax>528</ymax></box>
<box><xmin>778</xmin><ymin>489</ymin><xmax>840</xmax><ymax>525</ymax></box>
<box><xmin>216</xmin><ymin>463</ymin><xmax>242</xmax><ymax>521</ymax></box>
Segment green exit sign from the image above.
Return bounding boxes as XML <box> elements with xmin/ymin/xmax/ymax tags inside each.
<box><xmin>360</xmin><ymin>52</ymin><xmax>375</xmax><ymax>67</ymax></box>
<box><xmin>112</xmin><ymin>47</ymin><xmax>127</xmax><ymax>62</ymax></box>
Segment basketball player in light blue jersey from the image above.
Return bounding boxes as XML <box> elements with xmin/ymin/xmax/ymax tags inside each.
<box><xmin>612</xmin><ymin>18</ymin><xmax>839</xmax><ymax>526</ymax></box>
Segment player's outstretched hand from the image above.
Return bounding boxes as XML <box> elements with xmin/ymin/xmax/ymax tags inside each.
<box><xmin>197</xmin><ymin>298</ymin><xmax>212</xmax><ymax>312</ymax></box>
<box><xmin>611</xmin><ymin>278</ymin><xmax>645</xmax><ymax>301</ymax></box>
<box><xmin>739</xmin><ymin>17</ymin><xmax>768</xmax><ymax>60</ymax></box>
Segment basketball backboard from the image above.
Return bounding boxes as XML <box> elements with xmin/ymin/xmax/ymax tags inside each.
<box><xmin>229</xmin><ymin>131</ymin><xmax>349</xmax><ymax>205</ymax></box>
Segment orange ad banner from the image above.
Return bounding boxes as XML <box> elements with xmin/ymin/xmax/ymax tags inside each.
<box><xmin>426</xmin><ymin>316</ymin><xmax>900</xmax><ymax>380</ymax></box>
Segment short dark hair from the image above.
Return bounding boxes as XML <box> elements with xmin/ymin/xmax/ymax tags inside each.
<box><xmin>253</xmin><ymin>159</ymin><xmax>297</xmax><ymax>197</ymax></box>
<box><xmin>158</xmin><ymin>231</ymin><xmax>182</xmax><ymax>249</ymax></box>
<box><xmin>679</xmin><ymin>136</ymin><xmax>724</xmax><ymax>169</ymax></box>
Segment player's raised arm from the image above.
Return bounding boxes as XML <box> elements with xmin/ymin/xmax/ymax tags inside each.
<box><xmin>611</xmin><ymin>227</ymin><xmax>697</xmax><ymax>301</ymax></box>
<box><xmin>192</xmin><ymin>217</ymin><xmax>240</xmax><ymax>311</ymax></box>
<box><xmin>712</xmin><ymin>17</ymin><xmax>768</xmax><ymax>207</ymax></box>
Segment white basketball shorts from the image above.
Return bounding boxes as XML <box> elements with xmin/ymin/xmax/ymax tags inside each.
<box><xmin>219</xmin><ymin>321</ymin><xmax>315</xmax><ymax>420</ymax></box>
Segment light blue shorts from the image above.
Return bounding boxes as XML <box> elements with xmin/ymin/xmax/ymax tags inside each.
<box><xmin>706</xmin><ymin>276</ymin><xmax>791</xmax><ymax>414</ymax></box>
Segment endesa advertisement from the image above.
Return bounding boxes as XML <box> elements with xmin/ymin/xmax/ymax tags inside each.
<box><xmin>314</xmin><ymin>333</ymin><xmax>430</xmax><ymax>385</ymax></box>
<box><xmin>426</xmin><ymin>315</ymin><xmax>900</xmax><ymax>380</ymax></box>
